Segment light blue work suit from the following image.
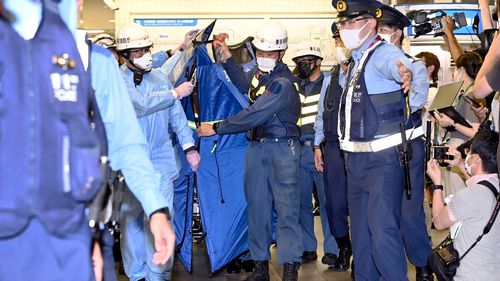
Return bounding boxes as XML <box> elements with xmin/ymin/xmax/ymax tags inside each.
<box><xmin>120</xmin><ymin>52</ymin><xmax>195</xmax><ymax>281</ymax></box>
<box><xmin>89</xmin><ymin>44</ymin><xmax>171</xmax><ymax>281</ymax></box>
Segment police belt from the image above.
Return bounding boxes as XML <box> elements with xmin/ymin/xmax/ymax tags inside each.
<box><xmin>259</xmin><ymin>137</ymin><xmax>298</xmax><ymax>143</ymax></box>
<box><xmin>340</xmin><ymin>126</ymin><xmax>423</xmax><ymax>153</ymax></box>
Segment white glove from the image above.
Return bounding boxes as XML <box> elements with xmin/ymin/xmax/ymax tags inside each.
<box><xmin>174</xmin><ymin>82</ymin><xmax>194</xmax><ymax>99</ymax></box>
<box><xmin>186</xmin><ymin>150</ymin><xmax>201</xmax><ymax>172</ymax></box>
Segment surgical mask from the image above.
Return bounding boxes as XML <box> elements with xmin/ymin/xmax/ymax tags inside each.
<box><xmin>133</xmin><ymin>52</ymin><xmax>153</xmax><ymax>72</ymax></box>
<box><xmin>335</xmin><ymin>46</ymin><xmax>351</xmax><ymax>62</ymax></box>
<box><xmin>464</xmin><ymin>154</ymin><xmax>476</xmax><ymax>176</ymax></box>
<box><xmin>296</xmin><ymin>60</ymin><xmax>316</xmax><ymax>79</ymax></box>
<box><xmin>378</xmin><ymin>30</ymin><xmax>398</xmax><ymax>45</ymax></box>
<box><xmin>340</xmin><ymin>20</ymin><xmax>371</xmax><ymax>50</ymax></box>
<box><xmin>256</xmin><ymin>57</ymin><xmax>277</xmax><ymax>73</ymax></box>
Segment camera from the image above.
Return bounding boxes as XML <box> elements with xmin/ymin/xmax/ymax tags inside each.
<box><xmin>406</xmin><ymin>9</ymin><xmax>467</xmax><ymax>38</ymax></box>
<box><xmin>432</xmin><ymin>146</ymin><xmax>454</xmax><ymax>161</ymax></box>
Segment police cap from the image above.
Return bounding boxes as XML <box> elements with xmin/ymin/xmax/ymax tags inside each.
<box><xmin>331</xmin><ymin>22</ymin><xmax>340</xmax><ymax>38</ymax></box>
<box><xmin>332</xmin><ymin>0</ymin><xmax>383</xmax><ymax>23</ymax></box>
<box><xmin>377</xmin><ymin>5</ymin><xmax>411</xmax><ymax>30</ymax></box>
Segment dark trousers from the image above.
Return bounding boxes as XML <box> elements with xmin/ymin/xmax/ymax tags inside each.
<box><xmin>323</xmin><ymin>140</ymin><xmax>349</xmax><ymax>238</ymax></box>
<box><xmin>346</xmin><ymin>148</ymin><xmax>407</xmax><ymax>281</ymax></box>
<box><xmin>401</xmin><ymin>137</ymin><xmax>431</xmax><ymax>267</ymax></box>
<box><xmin>244</xmin><ymin>139</ymin><xmax>302</xmax><ymax>264</ymax></box>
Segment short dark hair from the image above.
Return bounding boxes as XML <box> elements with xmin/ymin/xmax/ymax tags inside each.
<box><xmin>470</xmin><ymin>130</ymin><xmax>499</xmax><ymax>174</ymax></box>
<box><xmin>455</xmin><ymin>51</ymin><xmax>483</xmax><ymax>79</ymax></box>
<box><xmin>415</xmin><ymin>51</ymin><xmax>440</xmax><ymax>83</ymax></box>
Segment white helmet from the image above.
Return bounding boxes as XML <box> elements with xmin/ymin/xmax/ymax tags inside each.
<box><xmin>253</xmin><ymin>21</ymin><xmax>288</xmax><ymax>51</ymax></box>
<box><xmin>92</xmin><ymin>33</ymin><xmax>116</xmax><ymax>49</ymax></box>
<box><xmin>116</xmin><ymin>23</ymin><xmax>153</xmax><ymax>51</ymax></box>
<box><xmin>292</xmin><ymin>42</ymin><xmax>323</xmax><ymax>61</ymax></box>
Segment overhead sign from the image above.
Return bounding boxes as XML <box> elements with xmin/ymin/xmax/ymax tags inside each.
<box><xmin>134</xmin><ymin>18</ymin><xmax>198</xmax><ymax>27</ymax></box>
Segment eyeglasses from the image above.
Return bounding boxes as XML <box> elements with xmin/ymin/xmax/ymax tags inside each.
<box><xmin>337</xmin><ymin>17</ymin><xmax>370</xmax><ymax>29</ymax></box>
<box><xmin>129</xmin><ymin>47</ymin><xmax>152</xmax><ymax>55</ymax></box>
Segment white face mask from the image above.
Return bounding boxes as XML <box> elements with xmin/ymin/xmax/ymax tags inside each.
<box><xmin>133</xmin><ymin>52</ymin><xmax>153</xmax><ymax>72</ymax></box>
<box><xmin>464</xmin><ymin>154</ymin><xmax>476</xmax><ymax>176</ymax></box>
<box><xmin>256</xmin><ymin>57</ymin><xmax>277</xmax><ymax>72</ymax></box>
<box><xmin>335</xmin><ymin>46</ymin><xmax>351</xmax><ymax>62</ymax></box>
<box><xmin>378</xmin><ymin>30</ymin><xmax>398</xmax><ymax>45</ymax></box>
<box><xmin>340</xmin><ymin>20</ymin><xmax>371</xmax><ymax>50</ymax></box>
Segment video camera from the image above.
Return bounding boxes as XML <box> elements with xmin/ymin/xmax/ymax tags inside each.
<box><xmin>406</xmin><ymin>9</ymin><xmax>467</xmax><ymax>38</ymax></box>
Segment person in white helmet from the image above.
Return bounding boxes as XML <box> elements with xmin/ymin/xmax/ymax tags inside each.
<box><xmin>92</xmin><ymin>33</ymin><xmax>120</xmax><ymax>62</ymax></box>
<box><xmin>291</xmin><ymin>42</ymin><xmax>339</xmax><ymax>266</ymax></box>
<box><xmin>115</xmin><ymin>23</ymin><xmax>200</xmax><ymax>281</ymax></box>
<box><xmin>197</xmin><ymin>21</ymin><xmax>302</xmax><ymax>281</ymax></box>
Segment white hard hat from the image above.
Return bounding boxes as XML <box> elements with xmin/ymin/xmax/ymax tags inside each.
<box><xmin>292</xmin><ymin>41</ymin><xmax>323</xmax><ymax>61</ymax></box>
<box><xmin>253</xmin><ymin>21</ymin><xmax>288</xmax><ymax>51</ymax></box>
<box><xmin>92</xmin><ymin>33</ymin><xmax>116</xmax><ymax>49</ymax></box>
<box><xmin>116</xmin><ymin>23</ymin><xmax>153</xmax><ymax>51</ymax></box>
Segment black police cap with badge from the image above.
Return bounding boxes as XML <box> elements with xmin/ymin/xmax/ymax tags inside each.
<box><xmin>332</xmin><ymin>0</ymin><xmax>383</xmax><ymax>22</ymax></box>
<box><xmin>378</xmin><ymin>5</ymin><xmax>411</xmax><ymax>30</ymax></box>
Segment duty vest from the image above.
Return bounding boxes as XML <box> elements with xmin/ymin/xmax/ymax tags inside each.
<box><xmin>0</xmin><ymin>9</ymin><xmax>101</xmax><ymax>237</ymax></box>
<box><xmin>298</xmin><ymin>76</ymin><xmax>323</xmax><ymax>138</ymax></box>
<box><xmin>339</xmin><ymin>41</ymin><xmax>408</xmax><ymax>143</ymax></box>
<box><xmin>323</xmin><ymin>65</ymin><xmax>344</xmax><ymax>141</ymax></box>
<box><xmin>246</xmin><ymin>63</ymin><xmax>301</xmax><ymax>140</ymax></box>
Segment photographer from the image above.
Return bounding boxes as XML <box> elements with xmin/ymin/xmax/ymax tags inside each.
<box><xmin>426</xmin><ymin>130</ymin><xmax>500</xmax><ymax>281</ymax></box>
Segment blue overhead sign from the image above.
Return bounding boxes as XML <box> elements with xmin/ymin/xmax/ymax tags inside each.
<box><xmin>134</xmin><ymin>19</ymin><xmax>198</xmax><ymax>27</ymax></box>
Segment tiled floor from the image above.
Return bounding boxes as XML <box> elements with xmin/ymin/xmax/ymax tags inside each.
<box><xmin>119</xmin><ymin>217</ymin><xmax>447</xmax><ymax>280</ymax></box>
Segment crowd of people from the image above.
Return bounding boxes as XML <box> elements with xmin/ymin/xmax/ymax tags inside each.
<box><xmin>1</xmin><ymin>0</ymin><xmax>500</xmax><ymax>280</ymax></box>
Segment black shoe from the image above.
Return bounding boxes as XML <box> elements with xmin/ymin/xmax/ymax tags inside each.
<box><xmin>333</xmin><ymin>235</ymin><xmax>352</xmax><ymax>272</ymax></box>
<box><xmin>350</xmin><ymin>261</ymin><xmax>355</xmax><ymax>280</ymax></box>
<box><xmin>226</xmin><ymin>259</ymin><xmax>241</xmax><ymax>274</ymax></box>
<box><xmin>300</xmin><ymin>251</ymin><xmax>318</xmax><ymax>263</ymax></box>
<box><xmin>242</xmin><ymin>259</ymin><xmax>255</xmax><ymax>272</ymax></box>
<box><xmin>246</xmin><ymin>260</ymin><xmax>269</xmax><ymax>281</ymax></box>
<box><xmin>321</xmin><ymin>253</ymin><xmax>337</xmax><ymax>266</ymax></box>
<box><xmin>416</xmin><ymin>265</ymin><xmax>434</xmax><ymax>281</ymax></box>
<box><xmin>282</xmin><ymin>262</ymin><xmax>300</xmax><ymax>281</ymax></box>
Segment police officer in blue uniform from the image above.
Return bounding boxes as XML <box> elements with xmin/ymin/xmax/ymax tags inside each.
<box><xmin>198</xmin><ymin>21</ymin><xmax>302</xmax><ymax>281</ymax></box>
<box><xmin>332</xmin><ymin>0</ymin><xmax>416</xmax><ymax>280</ymax></box>
<box><xmin>292</xmin><ymin>42</ymin><xmax>338</xmax><ymax>266</ymax></box>
<box><xmin>377</xmin><ymin>5</ymin><xmax>433</xmax><ymax>281</ymax></box>
<box><xmin>0</xmin><ymin>1</ymin><xmax>102</xmax><ymax>279</ymax></box>
<box><xmin>314</xmin><ymin>23</ymin><xmax>353</xmax><ymax>273</ymax></box>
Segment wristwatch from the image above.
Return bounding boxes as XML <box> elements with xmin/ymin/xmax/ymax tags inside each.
<box><xmin>430</xmin><ymin>184</ymin><xmax>444</xmax><ymax>192</ymax></box>
<box><xmin>150</xmin><ymin>207</ymin><xmax>171</xmax><ymax>220</ymax></box>
<box><xmin>313</xmin><ymin>145</ymin><xmax>321</xmax><ymax>150</ymax></box>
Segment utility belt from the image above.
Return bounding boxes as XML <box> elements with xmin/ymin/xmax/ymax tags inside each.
<box><xmin>340</xmin><ymin>126</ymin><xmax>423</xmax><ymax>153</ymax></box>
<box><xmin>258</xmin><ymin>137</ymin><xmax>298</xmax><ymax>143</ymax></box>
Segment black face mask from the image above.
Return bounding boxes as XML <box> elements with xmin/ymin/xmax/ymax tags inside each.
<box><xmin>297</xmin><ymin>60</ymin><xmax>317</xmax><ymax>79</ymax></box>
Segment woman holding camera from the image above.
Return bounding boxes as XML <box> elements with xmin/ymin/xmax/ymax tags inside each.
<box><xmin>434</xmin><ymin>52</ymin><xmax>483</xmax><ymax>196</ymax></box>
<box><xmin>427</xmin><ymin>130</ymin><xmax>500</xmax><ymax>281</ymax></box>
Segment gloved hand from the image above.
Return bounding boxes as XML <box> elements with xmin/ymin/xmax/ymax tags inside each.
<box><xmin>186</xmin><ymin>150</ymin><xmax>201</xmax><ymax>172</ymax></box>
<box><xmin>174</xmin><ymin>82</ymin><xmax>194</xmax><ymax>99</ymax></box>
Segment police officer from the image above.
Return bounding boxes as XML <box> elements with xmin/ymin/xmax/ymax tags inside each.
<box><xmin>332</xmin><ymin>0</ymin><xmax>416</xmax><ymax>280</ymax></box>
<box><xmin>93</xmin><ymin>33</ymin><xmax>120</xmax><ymax>62</ymax></box>
<box><xmin>377</xmin><ymin>5</ymin><xmax>433</xmax><ymax>280</ymax></box>
<box><xmin>292</xmin><ymin>42</ymin><xmax>338</xmax><ymax>266</ymax></box>
<box><xmin>313</xmin><ymin>23</ymin><xmax>353</xmax><ymax>272</ymax></box>
<box><xmin>0</xmin><ymin>1</ymin><xmax>108</xmax><ymax>279</ymax></box>
<box><xmin>198</xmin><ymin>21</ymin><xmax>302</xmax><ymax>281</ymax></box>
<box><xmin>116</xmin><ymin>23</ymin><xmax>201</xmax><ymax>281</ymax></box>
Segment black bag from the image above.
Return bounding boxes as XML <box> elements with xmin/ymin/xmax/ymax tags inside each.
<box><xmin>428</xmin><ymin>236</ymin><xmax>460</xmax><ymax>281</ymax></box>
<box><xmin>428</xmin><ymin>180</ymin><xmax>500</xmax><ymax>281</ymax></box>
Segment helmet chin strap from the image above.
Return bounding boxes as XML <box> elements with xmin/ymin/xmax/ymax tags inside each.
<box><xmin>122</xmin><ymin>51</ymin><xmax>149</xmax><ymax>86</ymax></box>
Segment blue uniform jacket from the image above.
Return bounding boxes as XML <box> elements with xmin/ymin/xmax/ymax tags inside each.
<box><xmin>217</xmin><ymin>58</ymin><xmax>301</xmax><ymax>139</ymax></box>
